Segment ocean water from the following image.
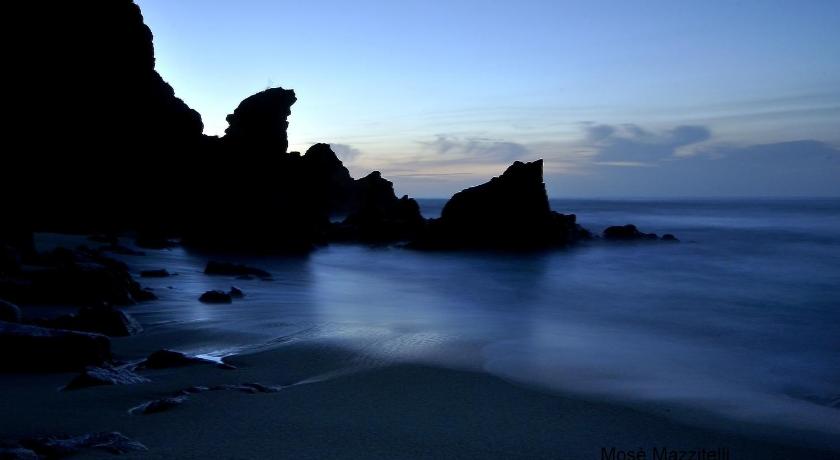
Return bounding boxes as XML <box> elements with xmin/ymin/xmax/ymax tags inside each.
<box><xmin>42</xmin><ymin>199</ymin><xmax>840</xmax><ymax>442</ymax></box>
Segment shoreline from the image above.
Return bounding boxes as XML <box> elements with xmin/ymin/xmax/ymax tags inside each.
<box><xmin>2</xmin><ymin>338</ymin><xmax>837</xmax><ymax>459</ymax></box>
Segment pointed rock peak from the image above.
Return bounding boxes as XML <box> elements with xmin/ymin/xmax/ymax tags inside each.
<box><xmin>500</xmin><ymin>159</ymin><xmax>544</xmax><ymax>183</ymax></box>
<box><xmin>305</xmin><ymin>143</ymin><xmax>342</xmax><ymax>164</ymax></box>
<box><xmin>365</xmin><ymin>171</ymin><xmax>383</xmax><ymax>180</ymax></box>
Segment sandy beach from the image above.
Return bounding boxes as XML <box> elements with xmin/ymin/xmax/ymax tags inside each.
<box><xmin>2</xmin><ymin>334</ymin><xmax>838</xmax><ymax>459</ymax></box>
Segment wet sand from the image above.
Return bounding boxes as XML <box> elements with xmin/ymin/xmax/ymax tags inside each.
<box><xmin>1</xmin><ymin>338</ymin><xmax>837</xmax><ymax>459</ymax></box>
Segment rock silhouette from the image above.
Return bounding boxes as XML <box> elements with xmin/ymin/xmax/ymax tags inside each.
<box><xmin>7</xmin><ymin>0</ymin><xmax>205</xmax><ymax>238</ymax></box>
<box><xmin>602</xmin><ymin>225</ymin><xmax>678</xmax><ymax>242</ymax></box>
<box><xmin>334</xmin><ymin>172</ymin><xmax>426</xmax><ymax>242</ymax></box>
<box><xmin>223</xmin><ymin>88</ymin><xmax>297</xmax><ymax>153</ymax></box>
<box><xmin>0</xmin><ymin>247</ymin><xmax>155</xmax><ymax>306</ymax></box>
<box><xmin>3</xmin><ymin>0</ymin><xmax>671</xmax><ymax>256</ymax></box>
<box><xmin>0</xmin><ymin>322</ymin><xmax>111</xmax><ymax>372</ymax></box>
<box><xmin>36</xmin><ymin>305</ymin><xmax>144</xmax><ymax>337</ymax></box>
<box><xmin>412</xmin><ymin>160</ymin><xmax>590</xmax><ymax>250</ymax></box>
<box><xmin>64</xmin><ymin>366</ymin><xmax>150</xmax><ymax>390</ymax></box>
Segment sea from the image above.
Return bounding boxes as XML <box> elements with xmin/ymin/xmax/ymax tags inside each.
<box><xmin>40</xmin><ymin>198</ymin><xmax>840</xmax><ymax>444</ymax></box>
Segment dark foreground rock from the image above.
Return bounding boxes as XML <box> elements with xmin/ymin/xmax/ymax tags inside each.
<box><xmin>0</xmin><ymin>299</ymin><xmax>22</xmax><ymax>323</ymax></box>
<box><xmin>17</xmin><ymin>432</ymin><xmax>147</xmax><ymax>457</ymax></box>
<box><xmin>0</xmin><ymin>322</ymin><xmax>110</xmax><ymax>372</ymax></box>
<box><xmin>412</xmin><ymin>160</ymin><xmax>590</xmax><ymax>250</ymax></box>
<box><xmin>64</xmin><ymin>365</ymin><xmax>150</xmax><ymax>390</ymax></box>
<box><xmin>204</xmin><ymin>261</ymin><xmax>271</xmax><ymax>278</ymax></box>
<box><xmin>0</xmin><ymin>247</ymin><xmax>155</xmax><ymax>306</ymax></box>
<box><xmin>199</xmin><ymin>290</ymin><xmax>232</xmax><ymax>304</ymax></box>
<box><xmin>0</xmin><ymin>445</ymin><xmax>38</xmax><ymax>459</ymax></box>
<box><xmin>603</xmin><ymin>224</ymin><xmax>678</xmax><ymax>242</ymax></box>
<box><xmin>37</xmin><ymin>305</ymin><xmax>143</xmax><ymax>337</ymax></box>
<box><xmin>140</xmin><ymin>349</ymin><xmax>212</xmax><ymax>369</ymax></box>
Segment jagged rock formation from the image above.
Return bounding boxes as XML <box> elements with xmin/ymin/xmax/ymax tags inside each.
<box><xmin>4</xmin><ymin>1</ymin><xmax>423</xmax><ymax>252</ymax></box>
<box><xmin>6</xmin><ymin>0</ymin><xmax>205</xmax><ymax>236</ymax></box>
<box><xmin>333</xmin><ymin>172</ymin><xmax>425</xmax><ymax>242</ymax></box>
<box><xmin>412</xmin><ymin>160</ymin><xmax>590</xmax><ymax>250</ymax></box>
<box><xmin>4</xmin><ymin>1</ymin><xmax>634</xmax><ymax>255</ymax></box>
<box><xmin>223</xmin><ymin>88</ymin><xmax>297</xmax><ymax>153</ymax></box>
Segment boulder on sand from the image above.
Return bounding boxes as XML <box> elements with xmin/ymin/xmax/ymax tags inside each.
<box><xmin>64</xmin><ymin>365</ymin><xmax>150</xmax><ymax>390</ymax></box>
<box><xmin>0</xmin><ymin>247</ymin><xmax>156</xmax><ymax>306</ymax></box>
<box><xmin>0</xmin><ymin>322</ymin><xmax>111</xmax><ymax>372</ymax></box>
<box><xmin>199</xmin><ymin>290</ymin><xmax>232</xmax><ymax>304</ymax></box>
<box><xmin>140</xmin><ymin>349</ymin><xmax>212</xmax><ymax>369</ymax></box>
<box><xmin>37</xmin><ymin>304</ymin><xmax>143</xmax><ymax>337</ymax></box>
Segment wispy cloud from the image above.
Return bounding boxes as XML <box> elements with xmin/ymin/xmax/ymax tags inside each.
<box><xmin>583</xmin><ymin>123</ymin><xmax>712</xmax><ymax>164</ymax></box>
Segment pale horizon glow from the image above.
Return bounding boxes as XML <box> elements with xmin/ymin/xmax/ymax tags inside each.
<box><xmin>136</xmin><ymin>0</ymin><xmax>840</xmax><ymax>198</ymax></box>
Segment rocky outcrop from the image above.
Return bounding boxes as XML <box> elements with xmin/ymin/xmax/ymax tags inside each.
<box><xmin>0</xmin><ymin>322</ymin><xmax>111</xmax><ymax>372</ymax></box>
<box><xmin>6</xmin><ymin>0</ymin><xmax>205</xmax><ymax>236</ymax></box>
<box><xmin>37</xmin><ymin>305</ymin><xmax>143</xmax><ymax>337</ymax></box>
<box><xmin>602</xmin><ymin>225</ymin><xmax>678</xmax><ymax>242</ymax></box>
<box><xmin>223</xmin><ymin>88</ymin><xmax>297</xmax><ymax>153</ymax></box>
<box><xmin>333</xmin><ymin>172</ymin><xmax>426</xmax><ymax>242</ymax></box>
<box><xmin>412</xmin><ymin>160</ymin><xmax>590</xmax><ymax>250</ymax></box>
<box><xmin>64</xmin><ymin>365</ymin><xmax>150</xmax><ymax>390</ymax></box>
<box><xmin>0</xmin><ymin>248</ymin><xmax>155</xmax><ymax>306</ymax></box>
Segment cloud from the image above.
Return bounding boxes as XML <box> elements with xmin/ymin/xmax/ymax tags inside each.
<box><xmin>330</xmin><ymin>143</ymin><xmax>363</xmax><ymax>163</ymax></box>
<box><xmin>419</xmin><ymin>135</ymin><xmax>530</xmax><ymax>163</ymax></box>
<box><xmin>584</xmin><ymin>123</ymin><xmax>712</xmax><ymax>164</ymax></box>
<box><xmin>550</xmin><ymin>136</ymin><xmax>840</xmax><ymax>197</ymax></box>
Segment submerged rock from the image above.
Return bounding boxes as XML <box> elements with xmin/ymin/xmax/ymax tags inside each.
<box><xmin>204</xmin><ymin>261</ymin><xmax>271</xmax><ymax>279</ymax></box>
<box><xmin>199</xmin><ymin>290</ymin><xmax>232</xmax><ymax>304</ymax></box>
<box><xmin>228</xmin><ymin>286</ymin><xmax>245</xmax><ymax>298</ymax></box>
<box><xmin>0</xmin><ymin>322</ymin><xmax>110</xmax><ymax>372</ymax></box>
<box><xmin>140</xmin><ymin>269</ymin><xmax>171</xmax><ymax>278</ymax></box>
<box><xmin>140</xmin><ymin>349</ymin><xmax>212</xmax><ymax>369</ymax></box>
<box><xmin>64</xmin><ymin>365</ymin><xmax>150</xmax><ymax>390</ymax></box>
<box><xmin>602</xmin><ymin>224</ymin><xmax>678</xmax><ymax>242</ymax></box>
<box><xmin>129</xmin><ymin>396</ymin><xmax>187</xmax><ymax>415</ymax></box>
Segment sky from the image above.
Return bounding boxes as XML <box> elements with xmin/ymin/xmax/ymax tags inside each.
<box><xmin>136</xmin><ymin>0</ymin><xmax>840</xmax><ymax>197</ymax></box>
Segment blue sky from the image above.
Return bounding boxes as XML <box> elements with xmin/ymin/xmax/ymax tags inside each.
<box><xmin>137</xmin><ymin>0</ymin><xmax>840</xmax><ymax>197</ymax></box>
